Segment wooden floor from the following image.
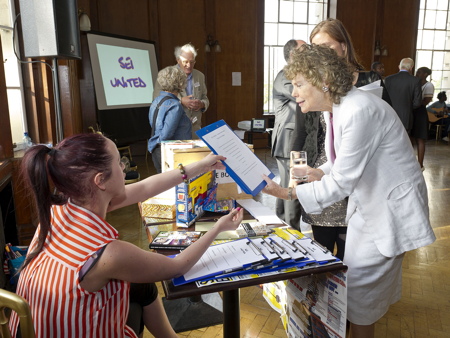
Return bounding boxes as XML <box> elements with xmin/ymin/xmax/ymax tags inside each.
<box><xmin>106</xmin><ymin>139</ymin><xmax>450</xmax><ymax>338</ymax></box>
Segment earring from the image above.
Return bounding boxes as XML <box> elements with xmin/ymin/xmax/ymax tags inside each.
<box><xmin>322</xmin><ymin>86</ymin><xmax>329</xmax><ymax>93</ymax></box>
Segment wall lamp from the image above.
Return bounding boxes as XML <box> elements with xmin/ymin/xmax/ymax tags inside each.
<box><xmin>205</xmin><ymin>35</ymin><xmax>221</xmax><ymax>52</ymax></box>
<box><xmin>78</xmin><ymin>9</ymin><xmax>91</xmax><ymax>32</ymax></box>
<box><xmin>374</xmin><ymin>40</ymin><xmax>388</xmax><ymax>56</ymax></box>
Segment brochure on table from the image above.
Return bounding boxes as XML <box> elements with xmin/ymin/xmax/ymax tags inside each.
<box><xmin>196</xmin><ymin>120</ymin><xmax>275</xmax><ymax>196</ymax></box>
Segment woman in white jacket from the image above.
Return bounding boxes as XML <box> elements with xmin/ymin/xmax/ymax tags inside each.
<box><xmin>262</xmin><ymin>44</ymin><xmax>435</xmax><ymax>338</ymax></box>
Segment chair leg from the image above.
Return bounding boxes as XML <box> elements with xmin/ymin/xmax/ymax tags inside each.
<box><xmin>437</xmin><ymin>125</ymin><xmax>443</xmax><ymax>141</ymax></box>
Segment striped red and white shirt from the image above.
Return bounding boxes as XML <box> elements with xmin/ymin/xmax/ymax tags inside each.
<box><xmin>10</xmin><ymin>200</ymin><xmax>138</xmax><ymax>338</ymax></box>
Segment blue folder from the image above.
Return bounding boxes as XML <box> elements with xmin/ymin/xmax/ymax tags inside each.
<box><xmin>196</xmin><ymin>120</ymin><xmax>275</xmax><ymax>196</ymax></box>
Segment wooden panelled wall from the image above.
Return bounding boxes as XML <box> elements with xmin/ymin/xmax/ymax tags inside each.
<box><xmin>9</xmin><ymin>0</ymin><xmax>423</xmax><ymax>146</ymax></box>
<box><xmin>336</xmin><ymin>0</ymin><xmax>420</xmax><ymax>77</ymax></box>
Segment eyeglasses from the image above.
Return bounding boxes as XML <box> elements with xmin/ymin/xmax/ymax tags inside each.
<box><xmin>179</xmin><ymin>56</ymin><xmax>196</xmax><ymax>66</ymax></box>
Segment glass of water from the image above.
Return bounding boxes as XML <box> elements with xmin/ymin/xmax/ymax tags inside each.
<box><xmin>290</xmin><ymin>151</ymin><xmax>308</xmax><ymax>181</ymax></box>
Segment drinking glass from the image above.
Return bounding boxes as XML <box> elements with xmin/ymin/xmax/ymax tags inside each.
<box><xmin>290</xmin><ymin>151</ymin><xmax>308</xmax><ymax>181</ymax></box>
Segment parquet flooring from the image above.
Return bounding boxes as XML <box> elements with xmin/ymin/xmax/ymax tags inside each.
<box><xmin>107</xmin><ymin>139</ymin><xmax>450</xmax><ymax>337</ymax></box>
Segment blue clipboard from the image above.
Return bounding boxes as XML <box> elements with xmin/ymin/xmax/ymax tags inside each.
<box><xmin>196</xmin><ymin>120</ymin><xmax>275</xmax><ymax>196</ymax></box>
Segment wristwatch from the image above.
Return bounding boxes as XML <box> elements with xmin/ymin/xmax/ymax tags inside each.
<box><xmin>288</xmin><ymin>187</ymin><xmax>293</xmax><ymax>201</ymax></box>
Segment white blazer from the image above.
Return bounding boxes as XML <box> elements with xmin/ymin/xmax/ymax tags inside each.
<box><xmin>297</xmin><ymin>87</ymin><xmax>435</xmax><ymax>257</ymax></box>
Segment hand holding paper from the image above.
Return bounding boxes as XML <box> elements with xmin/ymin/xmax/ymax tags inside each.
<box><xmin>196</xmin><ymin>120</ymin><xmax>275</xmax><ymax>195</ymax></box>
<box><xmin>199</xmin><ymin>153</ymin><xmax>226</xmax><ymax>172</ymax></box>
<box><xmin>261</xmin><ymin>174</ymin><xmax>288</xmax><ymax>200</ymax></box>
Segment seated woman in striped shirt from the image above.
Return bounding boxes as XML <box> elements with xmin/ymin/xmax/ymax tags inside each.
<box><xmin>11</xmin><ymin>133</ymin><xmax>243</xmax><ymax>338</ymax></box>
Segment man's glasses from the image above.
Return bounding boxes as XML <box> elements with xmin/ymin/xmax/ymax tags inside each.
<box><xmin>179</xmin><ymin>57</ymin><xmax>196</xmax><ymax>66</ymax></box>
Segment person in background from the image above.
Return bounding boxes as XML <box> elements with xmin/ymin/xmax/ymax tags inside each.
<box><xmin>148</xmin><ymin>66</ymin><xmax>192</xmax><ymax>173</ymax></box>
<box><xmin>153</xmin><ymin>43</ymin><xmax>209</xmax><ymax>139</ymax></box>
<box><xmin>310</xmin><ymin>18</ymin><xmax>391</xmax><ymax>105</ymax></box>
<box><xmin>310</xmin><ymin>18</ymin><xmax>364</xmax><ymax>83</ymax></box>
<box><xmin>10</xmin><ymin>133</ymin><xmax>243</xmax><ymax>337</ymax></box>
<box><xmin>411</xmin><ymin>67</ymin><xmax>434</xmax><ymax>170</ymax></box>
<box><xmin>262</xmin><ymin>44</ymin><xmax>435</xmax><ymax>338</ymax></box>
<box><xmin>427</xmin><ymin>91</ymin><xmax>450</xmax><ymax>141</ymax></box>
<box><xmin>427</xmin><ymin>91</ymin><xmax>448</xmax><ymax>114</ymax></box>
<box><xmin>384</xmin><ymin>58</ymin><xmax>422</xmax><ymax>134</ymax></box>
<box><xmin>371</xmin><ymin>61</ymin><xmax>385</xmax><ymax>79</ymax></box>
<box><xmin>271</xmin><ymin>39</ymin><xmax>306</xmax><ymax>230</ymax></box>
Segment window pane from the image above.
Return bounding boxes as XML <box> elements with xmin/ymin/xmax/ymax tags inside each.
<box><xmin>279</xmin><ymin>0</ymin><xmax>294</xmax><ymax>22</ymax></box>
<box><xmin>1</xmin><ymin>29</ymin><xmax>20</xmax><ymax>87</ymax></box>
<box><xmin>427</xmin><ymin>0</ymin><xmax>438</xmax><ymax>10</ymax></box>
<box><xmin>431</xmin><ymin>70</ymin><xmax>442</xmax><ymax>89</ymax></box>
<box><xmin>435</xmin><ymin>11</ymin><xmax>447</xmax><ymax>29</ymax></box>
<box><xmin>416</xmin><ymin>50</ymin><xmax>433</xmax><ymax>69</ymax></box>
<box><xmin>7</xmin><ymin>89</ymin><xmax>25</xmax><ymax>145</ymax></box>
<box><xmin>265</xmin><ymin>0</ymin><xmax>279</xmax><ymax>22</ymax></box>
<box><xmin>293</xmin><ymin>24</ymin><xmax>309</xmax><ymax>42</ymax></box>
<box><xmin>0</xmin><ymin>0</ymin><xmax>12</xmax><ymax>26</ymax></box>
<box><xmin>265</xmin><ymin>23</ymin><xmax>279</xmax><ymax>45</ymax></box>
<box><xmin>418</xmin><ymin>9</ymin><xmax>425</xmax><ymax>29</ymax></box>
<box><xmin>424</xmin><ymin>10</ymin><xmax>437</xmax><ymax>29</ymax></box>
<box><xmin>434</xmin><ymin>30</ymin><xmax>446</xmax><ymax>49</ymax></box>
<box><xmin>432</xmin><ymin>51</ymin><xmax>445</xmax><ymax>70</ymax></box>
<box><xmin>437</xmin><ymin>0</ymin><xmax>449</xmax><ymax>11</ymax></box>
<box><xmin>308</xmin><ymin>2</ymin><xmax>324</xmax><ymax>25</ymax></box>
<box><xmin>417</xmin><ymin>29</ymin><xmax>423</xmax><ymax>49</ymax></box>
<box><xmin>278</xmin><ymin>23</ymin><xmax>294</xmax><ymax>45</ymax></box>
<box><xmin>273</xmin><ymin>46</ymin><xmax>285</xmax><ymax>73</ymax></box>
<box><xmin>422</xmin><ymin>30</ymin><xmax>435</xmax><ymax>49</ymax></box>
<box><xmin>264</xmin><ymin>47</ymin><xmax>270</xmax><ymax>80</ymax></box>
<box><xmin>442</xmin><ymin>70</ymin><xmax>450</xmax><ymax>89</ymax></box>
<box><xmin>293</xmin><ymin>2</ymin><xmax>308</xmax><ymax>23</ymax></box>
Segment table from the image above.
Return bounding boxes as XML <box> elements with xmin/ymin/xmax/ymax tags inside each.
<box><xmin>161</xmin><ymin>259</ymin><xmax>346</xmax><ymax>337</ymax></box>
<box><xmin>146</xmin><ymin>212</ymin><xmax>347</xmax><ymax>337</ymax></box>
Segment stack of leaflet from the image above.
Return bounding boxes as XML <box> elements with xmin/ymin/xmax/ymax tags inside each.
<box><xmin>172</xmin><ymin>228</ymin><xmax>339</xmax><ymax>286</ymax></box>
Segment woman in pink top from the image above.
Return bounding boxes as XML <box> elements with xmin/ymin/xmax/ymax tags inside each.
<box><xmin>11</xmin><ymin>133</ymin><xmax>243</xmax><ymax>337</ymax></box>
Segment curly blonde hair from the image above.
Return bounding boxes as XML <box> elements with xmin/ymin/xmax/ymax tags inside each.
<box><xmin>157</xmin><ymin>66</ymin><xmax>187</xmax><ymax>93</ymax></box>
<box><xmin>284</xmin><ymin>44</ymin><xmax>354</xmax><ymax>105</ymax></box>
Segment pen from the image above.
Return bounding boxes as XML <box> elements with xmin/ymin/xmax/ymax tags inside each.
<box><xmin>291</xmin><ymin>240</ymin><xmax>308</xmax><ymax>255</ymax></box>
<box><xmin>269</xmin><ymin>238</ymin><xmax>285</xmax><ymax>254</ymax></box>
<box><xmin>260</xmin><ymin>240</ymin><xmax>275</xmax><ymax>254</ymax></box>
<box><xmin>310</xmin><ymin>239</ymin><xmax>329</xmax><ymax>253</ymax></box>
<box><xmin>282</xmin><ymin>239</ymin><xmax>298</xmax><ymax>252</ymax></box>
<box><xmin>246</xmin><ymin>240</ymin><xmax>263</xmax><ymax>255</ymax></box>
<box><xmin>263</xmin><ymin>238</ymin><xmax>281</xmax><ymax>256</ymax></box>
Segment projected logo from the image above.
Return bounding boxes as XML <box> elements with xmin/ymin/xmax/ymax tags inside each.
<box><xmin>96</xmin><ymin>44</ymin><xmax>154</xmax><ymax>106</ymax></box>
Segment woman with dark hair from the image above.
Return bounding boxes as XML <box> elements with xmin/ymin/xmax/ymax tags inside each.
<box><xmin>10</xmin><ymin>133</ymin><xmax>243</xmax><ymax>337</ymax></box>
<box><xmin>262</xmin><ymin>44</ymin><xmax>435</xmax><ymax>337</ymax></box>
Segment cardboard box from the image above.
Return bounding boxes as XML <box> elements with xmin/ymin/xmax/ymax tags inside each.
<box><xmin>176</xmin><ymin>171</ymin><xmax>214</xmax><ymax>227</ymax></box>
<box><xmin>140</xmin><ymin>188</ymin><xmax>176</xmax><ymax>219</ymax></box>
<box><xmin>162</xmin><ymin>140</ymin><xmax>253</xmax><ymax>200</ymax></box>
